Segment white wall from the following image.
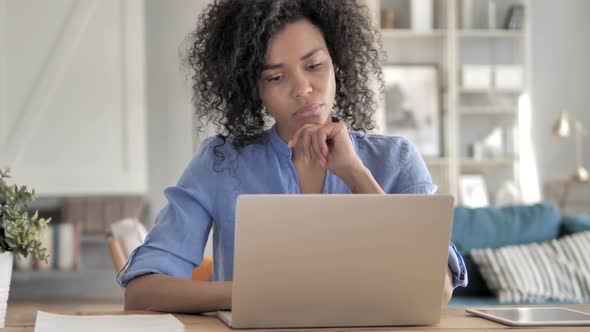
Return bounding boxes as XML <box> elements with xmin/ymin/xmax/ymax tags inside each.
<box><xmin>143</xmin><ymin>1</ymin><xmax>207</xmax><ymax>221</ymax></box>
<box><xmin>530</xmin><ymin>0</ymin><xmax>590</xmax><ymax>182</ymax></box>
<box><xmin>1</xmin><ymin>0</ymin><xmax>147</xmax><ymax>195</ymax></box>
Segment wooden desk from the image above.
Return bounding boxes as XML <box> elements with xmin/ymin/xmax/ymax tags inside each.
<box><xmin>544</xmin><ymin>178</ymin><xmax>590</xmax><ymax>215</ymax></box>
<box><xmin>4</xmin><ymin>302</ymin><xmax>590</xmax><ymax>331</ymax></box>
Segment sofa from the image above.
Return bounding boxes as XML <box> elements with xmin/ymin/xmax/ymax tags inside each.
<box><xmin>448</xmin><ymin>203</ymin><xmax>590</xmax><ymax>306</ymax></box>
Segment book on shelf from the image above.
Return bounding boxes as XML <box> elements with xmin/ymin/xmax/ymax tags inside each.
<box><xmin>36</xmin><ymin>225</ymin><xmax>53</xmax><ymax>271</ymax></box>
<box><xmin>55</xmin><ymin>222</ymin><xmax>80</xmax><ymax>270</ymax></box>
<box><xmin>23</xmin><ymin>222</ymin><xmax>81</xmax><ymax>272</ymax></box>
<box><xmin>63</xmin><ymin>196</ymin><xmax>146</xmax><ymax>234</ymax></box>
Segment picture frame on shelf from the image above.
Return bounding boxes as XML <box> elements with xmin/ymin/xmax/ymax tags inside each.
<box><xmin>459</xmin><ymin>174</ymin><xmax>490</xmax><ymax>207</ymax></box>
<box><xmin>381</xmin><ymin>65</ymin><xmax>441</xmax><ymax>156</ymax></box>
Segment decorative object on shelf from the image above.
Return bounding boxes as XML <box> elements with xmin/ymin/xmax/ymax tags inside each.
<box><xmin>468</xmin><ymin>142</ymin><xmax>485</xmax><ymax>160</ymax></box>
<box><xmin>0</xmin><ymin>168</ymin><xmax>51</xmax><ymax>328</ymax></box>
<box><xmin>481</xmin><ymin>126</ymin><xmax>505</xmax><ymax>158</ymax></box>
<box><xmin>469</xmin><ymin>127</ymin><xmax>505</xmax><ymax>159</ymax></box>
<box><xmin>494</xmin><ymin>180</ymin><xmax>523</xmax><ymax>206</ymax></box>
<box><xmin>552</xmin><ymin>111</ymin><xmax>588</xmax><ymax>182</ymax></box>
<box><xmin>494</xmin><ymin>65</ymin><xmax>524</xmax><ymax>89</ymax></box>
<box><xmin>380</xmin><ymin>8</ymin><xmax>396</xmax><ymax>29</ymax></box>
<box><xmin>382</xmin><ymin>65</ymin><xmax>440</xmax><ymax>156</ymax></box>
<box><xmin>504</xmin><ymin>4</ymin><xmax>524</xmax><ymax>30</ymax></box>
<box><xmin>459</xmin><ymin>174</ymin><xmax>490</xmax><ymax>207</ymax></box>
<box><xmin>487</xmin><ymin>0</ymin><xmax>497</xmax><ymax>29</ymax></box>
<box><xmin>461</xmin><ymin>65</ymin><xmax>492</xmax><ymax>89</ymax></box>
<box><xmin>461</xmin><ymin>0</ymin><xmax>474</xmax><ymax>29</ymax></box>
<box><xmin>503</xmin><ymin>125</ymin><xmax>516</xmax><ymax>156</ymax></box>
<box><xmin>411</xmin><ymin>0</ymin><xmax>433</xmax><ymax>32</ymax></box>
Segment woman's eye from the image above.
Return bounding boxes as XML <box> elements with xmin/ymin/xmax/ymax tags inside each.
<box><xmin>308</xmin><ymin>63</ymin><xmax>322</xmax><ymax>70</ymax></box>
<box><xmin>267</xmin><ymin>75</ymin><xmax>283</xmax><ymax>83</ymax></box>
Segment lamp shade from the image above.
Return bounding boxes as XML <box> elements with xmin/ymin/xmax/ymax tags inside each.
<box><xmin>552</xmin><ymin>111</ymin><xmax>571</xmax><ymax>138</ymax></box>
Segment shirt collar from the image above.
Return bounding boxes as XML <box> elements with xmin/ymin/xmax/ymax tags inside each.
<box><xmin>269</xmin><ymin>124</ymin><xmax>292</xmax><ymax>158</ymax></box>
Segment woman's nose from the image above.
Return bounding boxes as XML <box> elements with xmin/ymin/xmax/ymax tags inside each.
<box><xmin>292</xmin><ymin>74</ymin><xmax>313</xmax><ymax>98</ymax></box>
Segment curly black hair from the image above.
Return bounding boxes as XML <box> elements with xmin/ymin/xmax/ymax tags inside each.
<box><xmin>185</xmin><ymin>0</ymin><xmax>383</xmax><ymax>154</ymax></box>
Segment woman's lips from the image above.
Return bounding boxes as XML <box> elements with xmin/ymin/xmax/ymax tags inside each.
<box><xmin>294</xmin><ymin>103</ymin><xmax>323</xmax><ymax>118</ymax></box>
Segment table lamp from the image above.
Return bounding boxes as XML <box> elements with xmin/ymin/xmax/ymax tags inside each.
<box><xmin>552</xmin><ymin>111</ymin><xmax>588</xmax><ymax>182</ymax></box>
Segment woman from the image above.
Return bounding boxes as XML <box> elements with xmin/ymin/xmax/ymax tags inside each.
<box><xmin>120</xmin><ymin>0</ymin><xmax>467</xmax><ymax>313</ymax></box>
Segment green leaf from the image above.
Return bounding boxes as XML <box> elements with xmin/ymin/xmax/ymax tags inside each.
<box><xmin>0</xmin><ymin>169</ymin><xmax>50</xmax><ymax>261</ymax></box>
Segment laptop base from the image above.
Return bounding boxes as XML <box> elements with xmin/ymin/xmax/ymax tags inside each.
<box><xmin>217</xmin><ymin>311</ymin><xmax>233</xmax><ymax>327</ymax></box>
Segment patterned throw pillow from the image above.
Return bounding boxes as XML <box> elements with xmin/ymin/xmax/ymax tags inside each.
<box><xmin>470</xmin><ymin>230</ymin><xmax>590</xmax><ymax>303</ymax></box>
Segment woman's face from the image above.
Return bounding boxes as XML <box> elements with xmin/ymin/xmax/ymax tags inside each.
<box><xmin>258</xmin><ymin>19</ymin><xmax>336</xmax><ymax>140</ymax></box>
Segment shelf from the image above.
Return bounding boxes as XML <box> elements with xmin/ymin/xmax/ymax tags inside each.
<box><xmin>458</xmin><ymin>29</ymin><xmax>524</xmax><ymax>38</ymax></box>
<box><xmin>459</xmin><ymin>106</ymin><xmax>517</xmax><ymax>116</ymax></box>
<box><xmin>459</xmin><ymin>87</ymin><xmax>523</xmax><ymax>94</ymax></box>
<box><xmin>424</xmin><ymin>158</ymin><xmax>450</xmax><ymax>167</ymax></box>
<box><xmin>461</xmin><ymin>158</ymin><xmax>517</xmax><ymax>167</ymax></box>
<box><xmin>10</xmin><ymin>268</ymin><xmax>122</xmax><ymax>301</ymax></box>
<box><xmin>380</xmin><ymin>29</ymin><xmax>446</xmax><ymax>39</ymax></box>
<box><xmin>81</xmin><ymin>234</ymin><xmax>108</xmax><ymax>244</ymax></box>
<box><xmin>12</xmin><ymin>268</ymin><xmax>114</xmax><ymax>281</ymax></box>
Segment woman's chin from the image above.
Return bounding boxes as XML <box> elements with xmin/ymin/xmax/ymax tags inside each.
<box><xmin>297</xmin><ymin>114</ymin><xmax>330</xmax><ymax>126</ymax></box>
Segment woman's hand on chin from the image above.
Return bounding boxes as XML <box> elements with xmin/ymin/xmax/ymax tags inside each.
<box><xmin>288</xmin><ymin>120</ymin><xmax>364</xmax><ymax>181</ymax></box>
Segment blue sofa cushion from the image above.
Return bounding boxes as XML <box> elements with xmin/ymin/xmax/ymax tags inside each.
<box><xmin>562</xmin><ymin>214</ymin><xmax>590</xmax><ymax>235</ymax></box>
<box><xmin>450</xmin><ymin>203</ymin><xmax>561</xmax><ymax>297</ymax></box>
<box><xmin>452</xmin><ymin>203</ymin><xmax>561</xmax><ymax>253</ymax></box>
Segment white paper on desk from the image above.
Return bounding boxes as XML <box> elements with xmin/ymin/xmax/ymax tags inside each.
<box><xmin>34</xmin><ymin>311</ymin><xmax>184</xmax><ymax>332</ymax></box>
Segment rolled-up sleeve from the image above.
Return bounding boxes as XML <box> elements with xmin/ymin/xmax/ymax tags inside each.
<box><xmin>448</xmin><ymin>242</ymin><xmax>468</xmax><ymax>288</ymax></box>
<box><xmin>117</xmin><ymin>138</ymin><xmax>219</xmax><ymax>287</ymax></box>
<box><xmin>117</xmin><ymin>187</ymin><xmax>213</xmax><ymax>286</ymax></box>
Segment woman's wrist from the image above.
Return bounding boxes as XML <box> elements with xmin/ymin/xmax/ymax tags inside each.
<box><xmin>338</xmin><ymin>162</ymin><xmax>385</xmax><ymax>194</ymax></box>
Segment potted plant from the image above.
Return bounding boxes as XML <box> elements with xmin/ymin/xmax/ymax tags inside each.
<box><xmin>0</xmin><ymin>168</ymin><xmax>50</xmax><ymax>327</ymax></box>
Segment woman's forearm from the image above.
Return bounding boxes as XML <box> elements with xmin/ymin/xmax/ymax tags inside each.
<box><xmin>124</xmin><ymin>274</ymin><xmax>231</xmax><ymax>313</ymax></box>
<box><xmin>339</xmin><ymin>164</ymin><xmax>385</xmax><ymax>194</ymax></box>
<box><xmin>442</xmin><ymin>267</ymin><xmax>454</xmax><ymax>306</ymax></box>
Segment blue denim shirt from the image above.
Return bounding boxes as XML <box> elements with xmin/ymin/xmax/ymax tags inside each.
<box><xmin>118</xmin><ymin>125</ymin><xmax>468</xmax><ymax>288</ymax></box>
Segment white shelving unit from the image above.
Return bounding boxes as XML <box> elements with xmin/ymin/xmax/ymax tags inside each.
<box><xmin>458</xmin><ymin>87</ymin><xmax>523</xmax><ymax>94</ymax></box>
<box><xmin>458</xmin><ymin>29</ymin><xmax>524</xmax><ymax>38</ymax></box>
<box><xmin>367</xmin><ymin>0</ymin><xmax>530</xmax><ymax>204</ymax></box>
<box><xmin>380</xmin><ymin>29</ymin><xmax>447</xmax><ymax>38</ymax></box>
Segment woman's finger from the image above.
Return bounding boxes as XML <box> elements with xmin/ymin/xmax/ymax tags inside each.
<box><xmin>312</xmin><ymin>129</ymin><xmax>327</xmax><ymax>165</ymax></box>
<box><xmin>318</xmin><ymin>126</ymin><xmax>330</xmax><ymax>157</ymax></box>
<box><xmin>288</xmin><ymin>125</ymin><xmax>308</xmax><ymax>148</ymax></box>
<box><xmin>301</xmin><ymin>127</ymin><xmax>313</xmax><ymax>162</ymax></box>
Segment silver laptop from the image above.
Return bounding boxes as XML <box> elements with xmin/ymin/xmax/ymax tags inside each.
<box><xmin>217</xmin><ymin>194</ymin><xmax>455</xmax><ymax>329</ymax></box>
